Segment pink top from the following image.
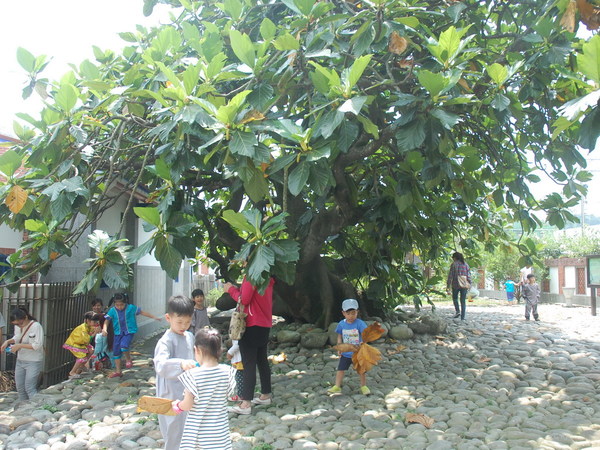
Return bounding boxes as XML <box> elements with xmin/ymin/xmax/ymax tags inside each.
<box><xmin>228</xmin><ymin>278</ymin><xmax>274</xmax><ymax>328</ymax></box>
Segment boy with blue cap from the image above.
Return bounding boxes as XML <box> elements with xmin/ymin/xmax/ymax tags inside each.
<box><xmin>328</xmin><ymin>298</ymin><xmax>370</xmax><ymax>395</ymax></box>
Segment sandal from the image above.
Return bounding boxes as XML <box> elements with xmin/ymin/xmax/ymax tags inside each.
<box><xmin>68</xmin><ymin>373</ymin><xmax>82</xmax><ymax>380</ymax></box>
<box><xmin>108</xmin><ymin>372</ymin><xmax>123</xmax><ymax>378</ymax></box>
<box><xmin>125</xmin><ymin>361</ymin><xmax>133</xmax><ymax>369</ymax></box>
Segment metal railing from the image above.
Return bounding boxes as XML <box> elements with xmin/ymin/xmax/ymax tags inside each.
<box><xmin>1</xmin><ymin>283</ymin><xmax>94</xmax><ymax>387</ymax></box>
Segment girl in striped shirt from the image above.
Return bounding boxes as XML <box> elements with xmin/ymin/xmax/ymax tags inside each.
<box><xmin>172</xmin><ymin>327</ymin><xmax>236</xmax><ymax>449</ymax></box>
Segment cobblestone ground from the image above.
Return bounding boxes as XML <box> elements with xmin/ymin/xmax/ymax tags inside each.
<box><xmin>2</xmin><ymin>303</ymin><xmax>600</xmax><ymax>449</ymax></box>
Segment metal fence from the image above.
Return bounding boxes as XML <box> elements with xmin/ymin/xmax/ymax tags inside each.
<box><xmin>1</xmin><ymin>282</ymin><xmax>94</xmax><ymax>387</ymax></box>
<box><xmin>192</xmin><ymin>273</ymin><xmax>222</xmax><ymax>297</ymax></box>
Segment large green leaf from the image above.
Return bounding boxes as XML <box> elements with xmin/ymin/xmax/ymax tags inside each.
<box><xmin>55</xmin><ymin>83</ymin><xmax>79</xmax><ymax>113</ymax></box>
<box><xmin>248</xmin><ymin>244</ymin><xmax>275</xmax><ymax>280</ymax></box>
<box><xmin>417</xmin><ymin>70</ymin><xmax>447</xmax><ymax>98</ymax></box>
<box><xmin>134</xmin><ymin>207</ymin><xmax>161</xmax><ymax>228</ymax></box>
<box><xmin>229</xmin><ymin>130</ymin><xmax>258</xmax><ymax>156</ymax></box>
<box><xmin>486</xmin><ymin>63</ymin><xmax>508</xmax><ymax>85</ymax></box>
<box><xmin>229</xmin><ymin>29</ymin><xmax>255</xmax><ymax>68</ymax></box>
<box><xmin>288</xmin><ymin>161</ymin><xmax>310</xmax><ymax>196</ymax></box>
<box><xmin>260</xmin><ymin>18</ymin><xmax>276</xmax><ymax>41</ymax></box>
<box><xmin>222</xmin><ymin>210</ymin><xmax>256</xmax><ymax>234</ymax></box>
<box><xmin>155</xmin><ymin>236</ymin><xmax>183</xmax><ymax>279</ymax></box>
<box><xmin>0</xmin><ymin>150</ymin><xmax>22</xmax><ymax>178</ymax></box>
<box><xmin>346</xmin><ymin>55</ymin><xmax>372</xmax><ymax>91</ymax></box>
<box><xmin>577</xmin><ymin>35</ymin><xmax>600</xmax><ymax>83</ymax></box>
<box><xmin>16</xmin><ymin>47</ymin><xmax>36</xmax><ymax>72</ymax></box>
<box><xmin>127</xmin><ymin>239</ymin><xmax>155</xmax><ymax>264</ymax></box>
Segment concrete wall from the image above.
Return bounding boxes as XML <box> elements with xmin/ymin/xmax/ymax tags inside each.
<box><xmin>40</xmin><ymin>215</ymin><xmax>91</xmax><ymax>283</ymax></box>
<box><xmin>0</xmin><ymin>224</ymin><xmax>22</xmax><ymax>250</ymax></box>
<box><xmin>479</xmin><ymin>289</ymin><xmax>593</xmax><ymax>307</ymax></box>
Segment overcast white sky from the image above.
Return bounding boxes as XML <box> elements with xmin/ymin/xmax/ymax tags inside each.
<box><xmin>0</xmin><ymin>0</ymin><xmax>172</xmax><ymax>132</ymax></box>
<box><xmin>0</xmin><ymin>2</ymin><xmax>598</xmax><ymax>215</ymax></box>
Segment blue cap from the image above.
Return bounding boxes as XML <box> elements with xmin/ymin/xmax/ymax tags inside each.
<box><xmin>342</xmin><ymin>299</ymin><xmax>359</xmax><ymax>311</ymax></box>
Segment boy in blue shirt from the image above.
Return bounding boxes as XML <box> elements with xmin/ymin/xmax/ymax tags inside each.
<box><xmin>504</xmin><ymin>279</ymin><xmax>516</xmax><ymax>305</ymax></box>
<box><xmin>328</xmin><ymin>299</ymin><xmax>370</xmax><ymax>395</ymax></box>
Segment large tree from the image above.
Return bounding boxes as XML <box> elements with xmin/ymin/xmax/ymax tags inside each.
<box><xmin>1</xmin><ymin>0</ymin><xmax>598</xmax><ymax>324</ymax></box>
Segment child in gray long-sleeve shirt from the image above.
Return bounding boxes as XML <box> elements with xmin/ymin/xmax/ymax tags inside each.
<box><xmin>154</xmin><ymin>296</ymin><xmax>197</xmax><ymax>450</ymax></box>
<box><xmin>521</xmin><ymin>273</ymin><xmax>540</xmax><ymax>322</ymax></box>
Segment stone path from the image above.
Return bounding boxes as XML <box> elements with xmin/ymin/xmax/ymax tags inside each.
<box><xmin>3</xmin><ymin>303</ymin><xmax>600</xmax><ymax>449</ymax></box>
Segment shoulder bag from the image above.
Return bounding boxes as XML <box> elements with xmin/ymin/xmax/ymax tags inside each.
<box><xmin>229</xmin><ymin>302</ymin><xmax>247</xmax><ymax>340</ymax></box>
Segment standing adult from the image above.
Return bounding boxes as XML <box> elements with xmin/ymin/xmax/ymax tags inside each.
<box><xmin>447</xmin><ymin>252</ymin><xmax>472</xmax><ymax>320</ymax></box>
<box><xmin>224</xmin><ymin>277</ymin><xmax>274</xmax><ymax>415</ymax></box>
<box><xmin>0</xmin><ymin>307</ymin><xmax>44</xmax><ymax>402</ymax></box>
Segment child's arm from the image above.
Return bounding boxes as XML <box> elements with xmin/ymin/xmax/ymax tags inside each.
<box><xmin>173</xmin><ymin>389</ymin><xmax>195</xmax><ymax>412</ymax></box>
<box><xmin>154</xmin><ymin>340</ymin><xmax>196</xmax><ymax>378</ymax></box>
<box><xmin>140</xmin><ymin>310</ymin><xmax>162</xmax><ymax>321</ymax></box>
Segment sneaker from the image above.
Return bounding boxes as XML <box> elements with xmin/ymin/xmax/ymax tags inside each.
<box><xmin>525</xmin><ymin>318</ymin><xmax>530</xmax><ymax>321</ymax></box>
<box><xmin>251</xmin><ymin>396</ymin><xmax>272</xmax><ymax>405</ymax></box>
<box><xmin>453</xmin><ymin>313</ymin><xmax>460</xmax><ymax>318</ymax></box>
<box><xmin>534</xmin><ymin>318</ymin><xmax>540</xmax><ymax>322</ymax></box>
<box><xmin>327</xmin><ymin>385</ymin><xmax>342</xmax><ymax>394</ymax></box>
<box><xmin>228</xmin><ymin>405</ymin><xmax>251</xmax><ymax>415</ymax></box>
<box><xmin>108</xmin><ymin>372</ymin><xmax>123</xmax><ymax>378</ymax></box>
<box><xmin>125</xmin><ymin>361</ymin><xmax>133</xmax><ymax>369</ymax></box>
<box><xmin>360</xmin><ymin>386</ymin><xmax>371</xmax><ymax>395</ymax></box>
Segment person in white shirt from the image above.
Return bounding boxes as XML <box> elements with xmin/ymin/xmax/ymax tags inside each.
<box><xmin>0</xmin><ymin>307</ymin><xmax>44</xmax><ymax>401</ymax></box>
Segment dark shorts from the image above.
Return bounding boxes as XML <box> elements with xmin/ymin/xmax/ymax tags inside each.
<box><xmin>113</xmin><ymin>334</ymin><xmax>134</xmax><ymax>359</ymax></box>
<box><xmin>337</xmin><ymin>355</ymin><xmax>353</xmax><ymax>371</ymax></box>
<box><xmin>507</xmin><ymin>291</ymin><xmax>514</xmax><ymax>300</ymax></box>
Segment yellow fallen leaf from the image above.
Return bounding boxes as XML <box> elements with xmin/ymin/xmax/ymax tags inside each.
<box><xmin>5</xmin><ymin>185</ymin><xmax>27</xmax><ymax>214</ymax></box>
<box><xmin>405</xmin><ymin>413</ymin><xmax>434</xmax><ymax>428</ymax></box>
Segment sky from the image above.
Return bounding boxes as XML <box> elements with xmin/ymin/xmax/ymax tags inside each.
<box><xmin>0</xmin><ymin>2</ymin><xmax>598</xmax><ymax>217</ymax></box>
<box><xmin>0</xmin><ymin>0</ymin><xmax>173</xmax><ymax>132</ymax></box>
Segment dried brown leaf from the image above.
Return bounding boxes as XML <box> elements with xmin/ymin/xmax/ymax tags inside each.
<box><xmin>477</xmin><ymin>357</ymin><xmax>491</xmax><ymax>363</ymax></box>
<box><xmin>334</xmin><ymin>343</ymin><xmax>359</xmax><ymax>353</ymax></box>
<box><xmin>560</xmin><ymin>0</ymin><xmax>577</xmax><ymax>31</ymax></box>
<box><xmin>388</xmin><ymin>31</ymin><xmax>408</xmax><ymax>55</ymax></box>
<box><xmin>577</xmin><ymin>0</ymin><xmax>600</xmax><ymax>30</ymax></box>
<box><xmin>352</xmin><ymin>343</ymin><xmax>382</xmax><ymax>374</ymax></box>
<box><xmin>472</xmin><ymin>329</ymin><xmax>484</xmax><ymax>336</ymax></box>
<box><xmin>138</xmin><ymin>396</ymin><xmax>176</xmax><ymax>416</ymax></box>
<box><xmin>405</xmin><ymin>413</ymin><xmax>435</xmax><ymax>428</ymax></box>
<box><xmin>362</xmin><ymin>322</ymin><xmax>385</xmax><ymax>343</ymax></box>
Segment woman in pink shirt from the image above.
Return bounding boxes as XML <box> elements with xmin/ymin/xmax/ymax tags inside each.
<box><xmin>224</xmin><ymin>277</ymin><xmax>274</xmax><ymax>414</ymax></box>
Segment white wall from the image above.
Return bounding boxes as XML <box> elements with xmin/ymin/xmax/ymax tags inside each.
<box><xmin>550</xmin><ymin>267</ymin><xmax>559</xmax><ymax>294</ymax></box>
<box><xmin>136</xmin><ymin>220</ymin><xmax>161</xmax><ymax>267</ymax></box>
<box><xmin>564</xmin><ymin>266</ymin><xmax>576</xmax><ymax>288</ymax></box>
<box><xmin>0</xmin><ymin>224</ymin><xmax>22</xmax><ymax>249</ymax></box>
<box><xmin>95</xmin><ymin>196</ymin><xmax>128</xmax><ymax>236</ymax></box>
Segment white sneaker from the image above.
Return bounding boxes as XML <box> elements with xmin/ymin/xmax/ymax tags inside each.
<box><xmin>251</xmin><ymin>396</ymin><xmax>272</xmax><ymax>405</ymax></box>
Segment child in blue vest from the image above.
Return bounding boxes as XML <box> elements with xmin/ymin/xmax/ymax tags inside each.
<box><xmin>103</xmin><ymin>293</ymin><xmax>162</xmax><ymax>378</ymax></box>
